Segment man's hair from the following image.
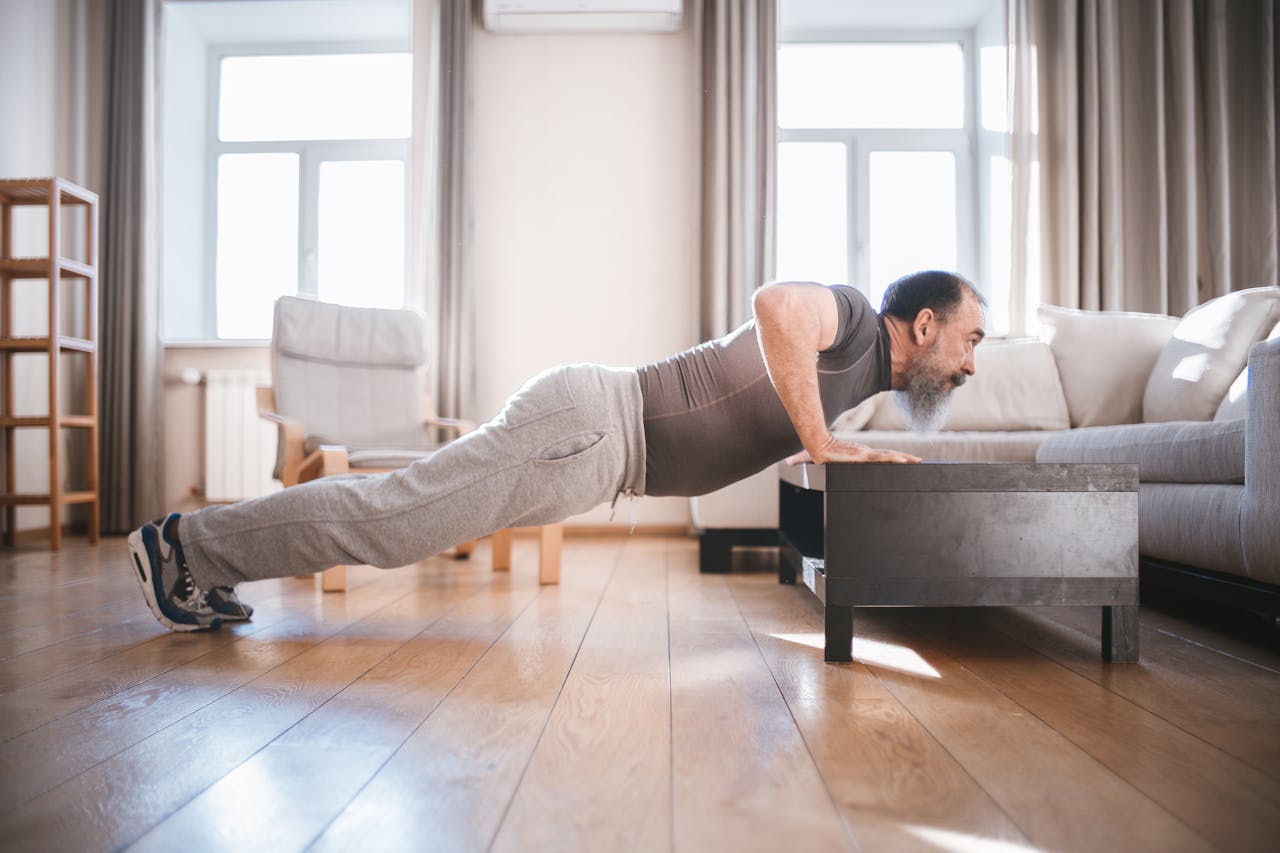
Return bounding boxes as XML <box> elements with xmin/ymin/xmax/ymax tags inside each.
<box><xmin>880</xmin><ymin>270</ymin><xmax>986</xmax><ymax>323</ymax></box>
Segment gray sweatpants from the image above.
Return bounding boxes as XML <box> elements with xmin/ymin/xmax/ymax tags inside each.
<box><xmin>181</xmin><ymin>363</ymin><xmax>647</xmax><ymax>589</ymax></box>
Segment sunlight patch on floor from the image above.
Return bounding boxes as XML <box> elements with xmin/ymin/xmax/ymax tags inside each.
<box><xmin>905</xmin><ymin>824</ymin><xmax>1045</xmax><ymax>852</ymax></box>
<box><xmin>770</xmin><ymin>633</ymin><xmax>941</xmax><ymax>678</ymax></box>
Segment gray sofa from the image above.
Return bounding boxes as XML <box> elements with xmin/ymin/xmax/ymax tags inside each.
<box><xmin>695</xmin><ymin>286</ymin><xmax>1280</xmax><ymax>610</ymax></box>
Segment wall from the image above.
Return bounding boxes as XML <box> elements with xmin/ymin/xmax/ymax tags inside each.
<box><xmin>468</xmin><ymin>22</ymin><xmax>700</xmax><ymax>528</ymax></box>
<box><xmin>0</xmin><ymin>0</ymin><xmax>103</xmax><ymax>531</ymax></box>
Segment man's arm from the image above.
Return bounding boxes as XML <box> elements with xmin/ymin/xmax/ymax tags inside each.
<box><xmin>752</xmin><ymin>282</ymin><xmax>920</xmax><ymax>465</ymax></box>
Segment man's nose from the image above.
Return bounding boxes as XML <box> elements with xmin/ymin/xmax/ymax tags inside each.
<box><xmin>962</xmin><ymin>352</ymin><xmax>976</xmax><ymax>375</ymax></box>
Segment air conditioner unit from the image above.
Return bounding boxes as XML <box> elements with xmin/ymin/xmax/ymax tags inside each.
<box><xmin>482</xmin><ymin>0</ymin><xmax>683</xmax><ymax>34</ymax></box>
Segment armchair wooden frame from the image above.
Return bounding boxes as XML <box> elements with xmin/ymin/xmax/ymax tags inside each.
<box><xmin>256</xmin><ymin>386</ymin><xmax>562</xmax><ymax>590</ymax></box>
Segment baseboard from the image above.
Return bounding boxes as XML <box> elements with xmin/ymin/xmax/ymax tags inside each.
<box><xmin>504</xmin><ymin>524</ymin><xmax>695</xmax><ymax>538</ymax></box>
<box><xmin>6</xmin><ymin>524</ymin><xmax>90</xmax><ymax>545</ymax></box>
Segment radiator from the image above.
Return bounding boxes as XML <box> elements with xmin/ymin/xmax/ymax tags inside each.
<box><xmin>203</xmin><ymin>369</ymin><xmax>282</xmax><ymax>502</ymax></box>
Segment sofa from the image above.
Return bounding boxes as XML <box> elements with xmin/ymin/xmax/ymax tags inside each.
<box><xmin>693</xmin><ymin>285</ymin><xmax>1280</xmax><ymax>612</ymax></box>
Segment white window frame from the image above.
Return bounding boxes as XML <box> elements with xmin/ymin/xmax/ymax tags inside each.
<box><xmin>777</xmin><ymin>30</ymin><xmax>980</xmax><ymax>306</ymax></box>
<box><xmin>202</xmin><ymin>42</ymin><xmax>412</xmax><ymax>341</ymax></box>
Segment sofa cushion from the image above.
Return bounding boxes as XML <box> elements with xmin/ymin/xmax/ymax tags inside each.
<box><xmin>1144</xmin><ymin>286</ymin><xmax>1280</xmax><ymax>423</ymax></box>
<box><xmin>851</xmin><ymin>339</ymin><xmax>1070</xmax><ymax>432</ymax></box>
<box><xmin>1037</xmin><ymin>305</ymin><xmax>1179</xmax><ymax>428</ymax></box>
<box><xmin>1035</xmin><ymin>420</ymin><xmax>1245</xmax><ymax>484</ymax></box>
<box><xmin>835</xmin><ymin>429</ymin><xmax>1059</xmax><ymax>462</ymax></box>
<box><xmin>1214</xmin><ymin>319</ymin><xmax>1280</xmax><ymax>422</ymax></box>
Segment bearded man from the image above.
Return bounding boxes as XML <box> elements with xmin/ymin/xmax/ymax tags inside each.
<box><xmin>128</xmin><ymin>270</ymin><xmax>986</xmax><ymax>632</ymax></box>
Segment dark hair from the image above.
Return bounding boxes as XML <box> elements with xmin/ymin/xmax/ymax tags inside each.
<box><xmin>880</xmin><ymin>270</ymin><xmax>985</xmax><ymax>323</ymax></box>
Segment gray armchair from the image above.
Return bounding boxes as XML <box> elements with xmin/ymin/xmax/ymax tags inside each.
<box><xmin>257</xmin><ymin>295</ymin><xmax>562</xmax><ymax>591</ymax></box>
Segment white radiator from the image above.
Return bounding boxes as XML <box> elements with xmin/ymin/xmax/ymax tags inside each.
<box><xmin>203</xmin><ymin>369</ymin><xmax>282</xmax><ymax>502</ymax></box>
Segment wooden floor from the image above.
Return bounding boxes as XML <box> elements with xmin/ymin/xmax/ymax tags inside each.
<box><xmin>1</xmin><ymin>534</ymin><xmax>1278</xmax><ymax>853</ymax></box>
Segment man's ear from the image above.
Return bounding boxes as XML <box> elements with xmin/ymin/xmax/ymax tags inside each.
<box><xmin>912</xmin><ymin>308</ymin><xmax>936</xmax><ymax>345</ymax></box>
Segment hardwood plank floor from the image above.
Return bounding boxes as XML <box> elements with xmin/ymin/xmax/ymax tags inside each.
<box><xmin>1</xmin><ymin>534</ymin><xmax>1277</xmax><ymax>852</ymax></box>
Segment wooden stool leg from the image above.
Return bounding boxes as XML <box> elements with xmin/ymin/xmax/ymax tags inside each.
<box><xmin>538</xmin><ymin>523</ymin><xmax>563</xmax><ymax>585</ymax></box>
<box><xmin>321</xmin><ymin>565</ymin><xmax>347</xmax><ymax>592</ymax></box>
<box><xmin>491</xmin><ymin>529</ymin><xmax>513</xmax><ymax>572</ymax></box>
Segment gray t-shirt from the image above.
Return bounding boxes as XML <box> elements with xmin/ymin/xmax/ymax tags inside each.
<box><xmin>637</xmin><ymin>285</ymin><xmax>890</xmax><ymax>496</ymax></box>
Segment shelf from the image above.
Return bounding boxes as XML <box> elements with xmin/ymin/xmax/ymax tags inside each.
<box><xmin>0</xmin><ymin>336</ymin><xmax>96</xmax><ymax>353</ymax></box>
<box><xmin>0</xmin><ymin>416</ymin><xmax>96</xmax><ymax>428</ymax></box>
<box><xmin>1</xmin><ymin>176</ymin><xmax>100</xmax><ymax>549</ymax></box>
<box><xmin>0</xmin><ymin>491</ymin><xmax>97</xmax><ymax>506</ymax></box>
<box><xmin>0</xmin><ymin>177</ymin><xmax>98</xmax><ymax>207</ymax></box>
<box><xmin>0</xmin><ymin>412</ymin><xmax>96</xmax><ymax>425</ymax></box>
<box><xmin>0</xmin><ymin>258</ymin><xmax>96</xmax><ymax>279</ymax></box>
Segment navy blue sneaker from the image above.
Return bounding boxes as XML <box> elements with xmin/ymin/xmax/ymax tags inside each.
<box><xmin>207</xmin><ymin>586</ymin><xmax>253</xmax><ymax>621</ymax></box>
<box><xmin>127</xmin><ymin>513</ymin><xmax>222</xmax><ymax>632</ymax></box>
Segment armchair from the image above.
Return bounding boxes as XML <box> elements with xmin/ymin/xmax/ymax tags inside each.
<box><xmin>257</xmin><ymin>295</ymin><xmax>561</xmax><ymax>591</ymax></box>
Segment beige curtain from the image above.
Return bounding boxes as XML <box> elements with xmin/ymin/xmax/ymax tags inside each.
<box><xmin>699</xmin><ymin>0</ymin><xmax>777</xmax><ymax>340</ymax></box>
<box><xmin>410</xmin><ymin>0</ymin><xmax>471</xmax><ymax>419</ymax></box>
<box><xmin>99</xmin><ymin>0</ymin><xmax>164</xmax><ymax>532</ymax></box>
<box><xmin>1009</xmin><ymin>0</ymin><xmax>1279</xmax><ymax>330</ymax></box>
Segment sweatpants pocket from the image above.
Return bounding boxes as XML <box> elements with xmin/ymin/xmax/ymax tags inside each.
<box><xmin>537</xmin><ymin>432</ymin><xmax>605</xmax><ymax>462</ymax></box>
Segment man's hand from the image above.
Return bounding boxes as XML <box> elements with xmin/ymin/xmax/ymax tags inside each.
<box><xmin>785</xmin><ymin>436</ymin><xmax>923</xmax><ymax>466</ymax></box>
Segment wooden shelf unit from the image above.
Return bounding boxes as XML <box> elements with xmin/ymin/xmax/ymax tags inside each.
<box><xmin>0</xmin><ymin>177</ymin><xmax>100</xmax><ymax>548</ymax></box>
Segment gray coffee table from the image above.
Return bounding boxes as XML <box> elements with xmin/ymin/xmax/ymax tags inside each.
<box><xmin>777</xmin><ymin>461</ymin><xmax>1140</xmax><ymax>663</ymax></box>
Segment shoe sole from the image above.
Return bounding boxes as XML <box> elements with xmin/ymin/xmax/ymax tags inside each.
<box><xmin>126</xmin><ymin>529</ymin><xmax>222</xmax><ymax>633</ymax></box>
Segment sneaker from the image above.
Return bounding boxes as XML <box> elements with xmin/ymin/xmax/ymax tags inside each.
<box><xmin>126</xmin><ymin>513</ymin><xmax>222</xmax><ymax>632</ymax></box>
<box><xmin>207</xmin><ymin>586</ymin><xmax>253</xmax><ymax>621</ymax></box>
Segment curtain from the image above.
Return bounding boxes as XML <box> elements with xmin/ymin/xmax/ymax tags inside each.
<box><xmin>411</xmin><ymin>0</ymin><xmax>472</xmax><ymax>419</ymax></box>
<box><xmin>698</xmin><ymin>0</ymin><xmax>777</xmax><ymax>340</ymax></box>
<box><xmin>99</xmin><ymin>0</ymin><xmax>164</xmax><ymax>532</ymax></box>
<box><xmin>1009</xmin><ymin>0</ymin><xmax>1279</xmax><ymax>331</ymax></box>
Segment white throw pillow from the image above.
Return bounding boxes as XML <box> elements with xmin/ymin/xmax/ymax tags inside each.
<box><xmin>1144</xmin><ymin>286</ymin><xmax>1280</xmax><ymax>422</ymax></box>
<box><xmin>1038</xmin><ymin>305</ymin><xmax>1179</xmax><ymax>427</ymax></box>
<box><xmin>849</xmin><ymin>339</ymin><xmax>1070</xmax><ymax>432</ymax></box>
<box><xmin>1213</xmin><ymin>318</ymin><xmax>1280</xmax><ymax>421</ymax></box>
<box><xmin>947</xmin><ymin>338</ymin><xmax>1070</xmax><ymax>430</ymax></box>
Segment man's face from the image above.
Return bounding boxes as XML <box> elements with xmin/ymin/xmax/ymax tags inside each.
<box><xmin>892</xmin><ymin>296</ymin><xmax>986</xmax><ymax>432</ymax></box>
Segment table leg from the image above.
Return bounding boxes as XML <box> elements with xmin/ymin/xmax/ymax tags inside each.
<box><xmin>825</xmin><ymin>604</ymin><xmax>853</xmax><ymax>663</ymax></box>
<box><xmin>1102</xmin><ymin>605</ymin><xmax>1139</xmax><ymax>662</ymax></box>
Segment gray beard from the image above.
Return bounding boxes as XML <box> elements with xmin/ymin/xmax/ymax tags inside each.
<box><xmin>892</xmin><ymin>349</ymin><xmax>967</xmax><ymax>434</ymax></box>
<box><xmin>891</xmin><ymin>386</ymin><xmax>952</xmax><ymax>434</ymax></box>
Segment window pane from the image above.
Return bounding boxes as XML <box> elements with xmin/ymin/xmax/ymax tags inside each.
<box><xmin>318</xmin><ymin>160</ymin><xmax>406</xmax><ymax>309</ymax></box>
<box><xmin>215</xmin><ymin>153</ymin><xmax>299</xmax><ymax>339</ymax></box>
<box><xmin>778</xmin><ymin>43</ymin><xmax>964</xmax><ymax>129</ymax></box>
<box><xmin>776</xmin><ymin>142</ymin><xmax>847</xmax><ymax>284</ymax></box>
<box><xmin>869</xmin><ymin>151</ymin><xmax>957</xmax><ymax>307</ymax></box>
<box><xmin>218</xmin><ymin>54</ymin><xmax>411</xmax><ymax>141</ymax></box>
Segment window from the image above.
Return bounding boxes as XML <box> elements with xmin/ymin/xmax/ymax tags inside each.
<box><xmin>206</xmin><ymin>51</ymin><xmax>412</xmax><ymax>340</ymax></box>
<box><xmin>160</xmin><ymin>0</ymin><xmax>413</xmax><ymax>344</ymax></box>
<box><xmin>775</xmin><ymin>39</ymin><xmax>978</xmax><ymax>313</ymax></box>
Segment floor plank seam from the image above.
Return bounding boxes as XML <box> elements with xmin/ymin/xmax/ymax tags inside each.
<box><xmin>947</xmin><ymin>631</ymin><xmax>1222</xmax><ymax>852</ymax></box>
<box><xmin>724</xmin><ymin>577</ymin><xmax>861</xmax><ymax>853</ymax></box>
<box><xmin>1152</xmin><ymin>626</ymin><xmax>1280</xmax><ymax>675</ymax></box>
<box><xmin>116</xmin><ymin>570</ymin><xmax>500</xmax><ymax>849</ymax></box>
<box><xmin>975</xmin><ymin>610</ymin><xmax>1280</xmax><ymax>786</ymax></box>
<box><xmin>0</xmin><ymin>560</ymin><xmax>453</xmax><ymax>814</ymax></box>
<box><xmin>483</xmin><ymin>546</ymin><xmax>625</xmax><ymax>853</ymax></box>
<box><xmin>847</xmin><ymin>612</ymin><xmax>1039</xmax><ymax>848</ymax></box>
<box><xmin>300</xmin><ymin>578</ymin><xmax>545</xmax><ymax>851</ymax></box>
<box><xmin>0</xmin><ymin>570</ymin><xmax>450</xmax><ymax>815</ymax></box>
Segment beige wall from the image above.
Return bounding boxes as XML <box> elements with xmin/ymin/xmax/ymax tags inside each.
<box><xmin>468</xmin><ymin>24</ymin><xmax>701</xmax><ymax>528</ymax></box>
